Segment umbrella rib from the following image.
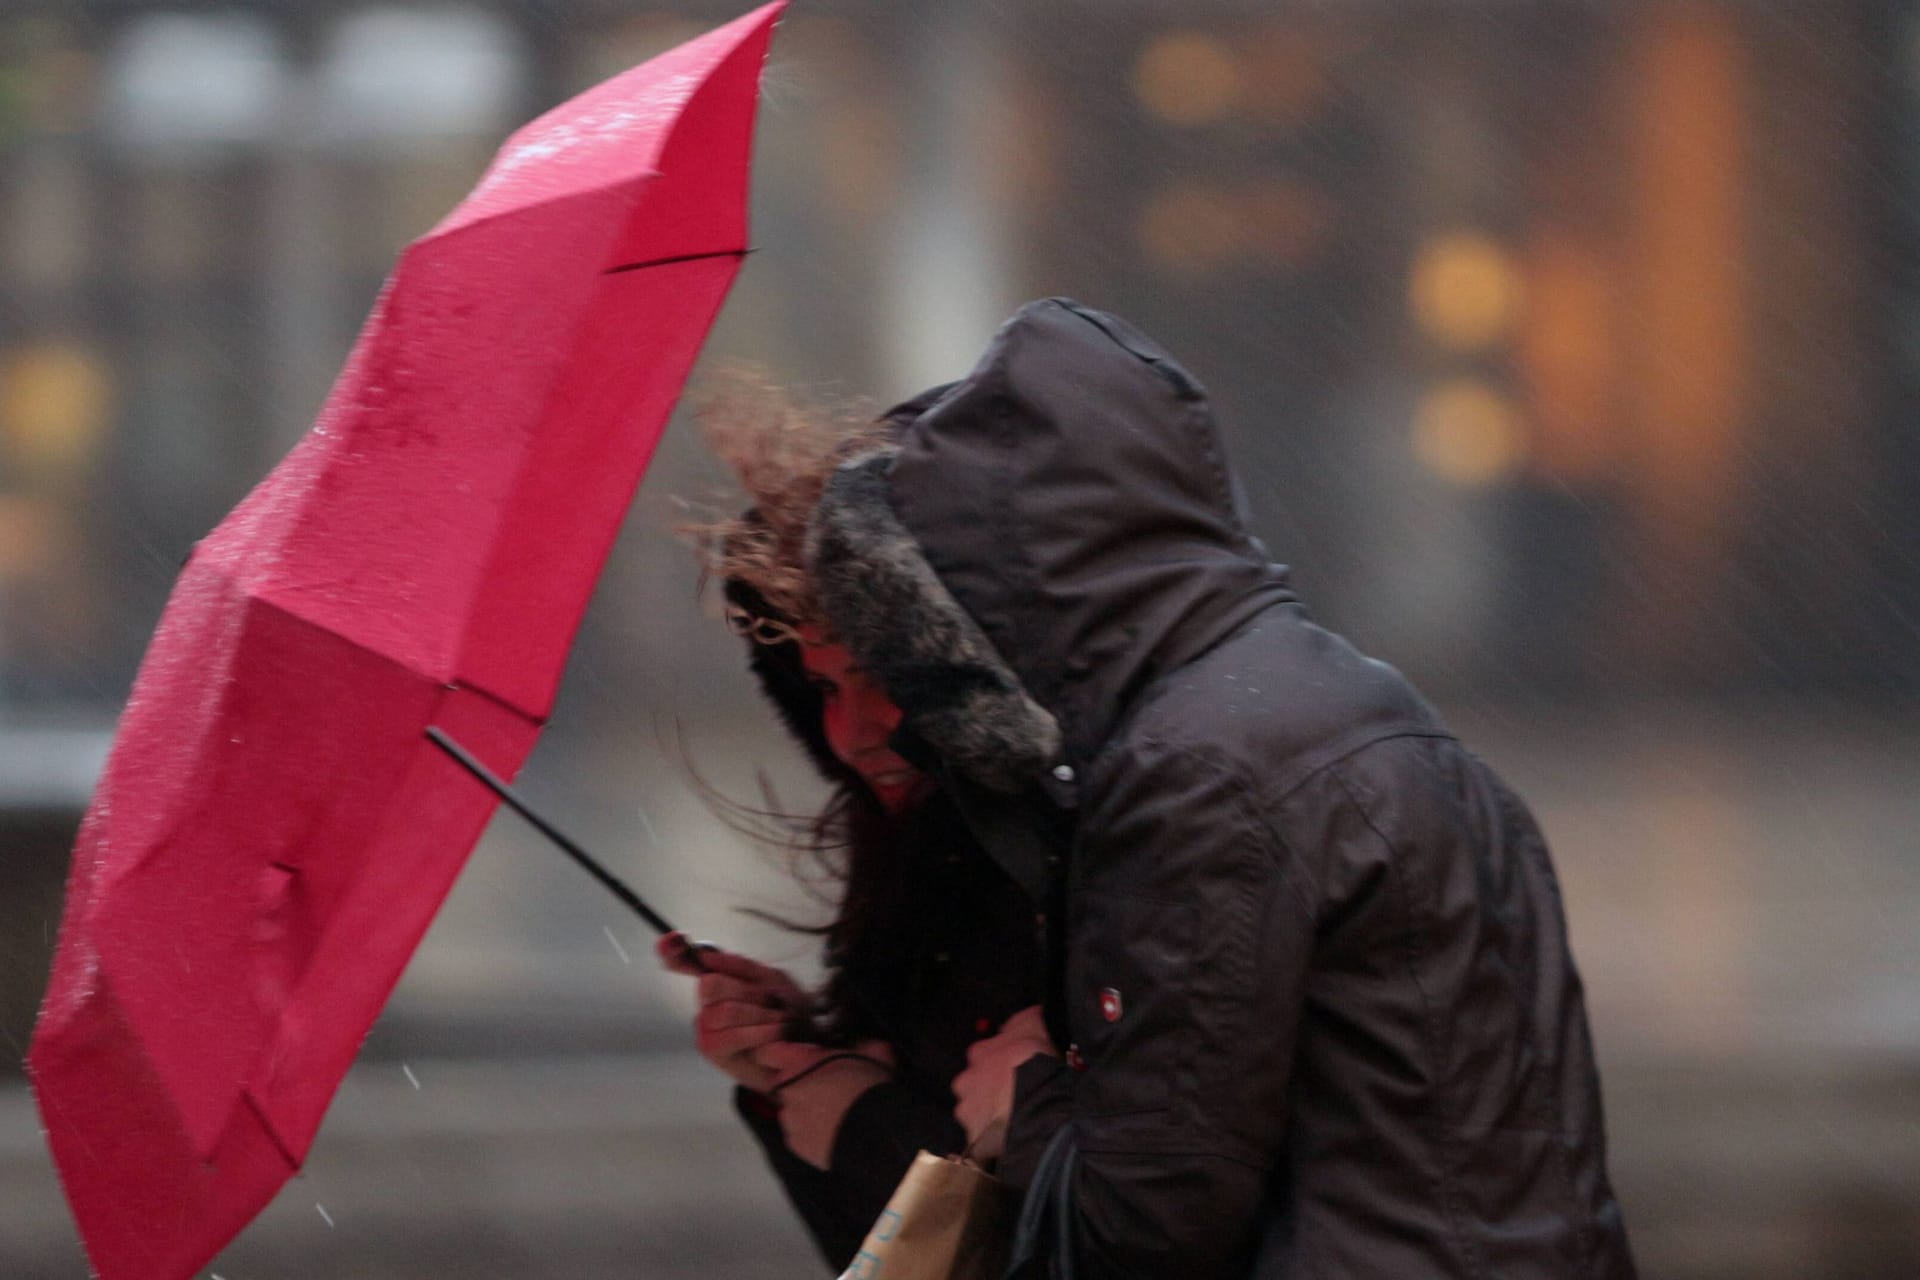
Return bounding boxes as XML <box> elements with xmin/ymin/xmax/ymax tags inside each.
<box><xmin>447</xmin><ymin>676</ymin><xmax>548</xmax><ymax>729</ymax></box>
<box><xmin>242</xmin><ymin>1091</ymin><xmax>302</xmax><ymax>1174</ymax></box>
<box><xmin>423</xmin><ymin>727</ymin><xmax>682</xmax><ymax>939</ymax></box>
<box><xmin>604</xmin><ymin>247</ymin><xmax>751</xmax><ymax>275</ymax></box>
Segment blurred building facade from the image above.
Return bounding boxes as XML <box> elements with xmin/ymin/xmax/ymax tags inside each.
<box><xmin>1</xmin><ymin>1</ymin><xmax>1915</xmax><ymax>736</ymax></box>
<box><xmin>3</xmin><ymin>3</ymin><xmax>1918</xmax><ymax>1277</ymax></box>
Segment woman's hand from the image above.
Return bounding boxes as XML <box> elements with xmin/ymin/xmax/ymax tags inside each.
<box><xmin>656</xmin><ymin>933</ymin><xmax>894</xmax><ymax>1169</ymax></box>
<box><xmin>951</xmin><ymin>1005</ymin><xmax>1058</xmax><ymax>1162</ymax></box>
<box><xmin>656</xmin><ymin>932</ymin><xmax>808</xmax><ymax>1093</ymax></box>
<box><xmin>755</xmin><ymin>1039</ymin><xmax>896</xmax><ymax>1170</ymax></box>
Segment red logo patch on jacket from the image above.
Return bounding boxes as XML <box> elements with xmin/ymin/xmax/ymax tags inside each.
<box><xmin>1099</xmin><ymin>987</ymin><xmax>1123</xmax><ymax>1022</ymax></box>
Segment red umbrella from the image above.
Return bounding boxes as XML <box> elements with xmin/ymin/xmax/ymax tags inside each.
<box><xmin>27</xmin><ymin>5</ymin><xmax>785</xmax><ymax>1278</ymax></box>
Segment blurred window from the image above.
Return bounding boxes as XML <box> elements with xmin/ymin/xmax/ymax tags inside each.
<box><xmin>102</xmin><ymin>13</ymin><xmax>286</xmax><ymax>156</ymax></box>
<box><xmin>317</xmin><ymin>7</ymin><xmax>525</xmax><ymax>151</ymax></box>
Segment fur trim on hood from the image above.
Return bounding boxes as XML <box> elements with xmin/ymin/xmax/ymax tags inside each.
<box><xmin>807</xmin><ymin>447</ymin><xmax>1063</xmax><ymax>793</ymax></box>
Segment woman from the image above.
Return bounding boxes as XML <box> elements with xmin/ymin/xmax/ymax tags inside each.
<box><xmin>656</xmin><ymin>382</ymin><xmax>1042</xmax><ymax>1273</ymax></box>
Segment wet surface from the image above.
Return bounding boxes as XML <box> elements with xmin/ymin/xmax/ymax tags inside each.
<box><xmin>4</xmin><ymin>704</ymin><xmax>1918</xmax><ymax>1278</ymax></box>
<box><xmin>0</xmin><ymin>1054</ymin><xmax>814</xmax><ymax>1280</ymax></box>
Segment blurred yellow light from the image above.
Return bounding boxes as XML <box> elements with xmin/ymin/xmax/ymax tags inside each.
<box><xmin>1133</xmin><ymin>32</ymin><xmax>1242</xmax><ymax>126</ymax></box>
<box><xmin>1412</xmin><ymin>380</ymin><xmax>1526</xmax><ymax>487</ymax></box>
<box><xmin>1136</xmin><ymin>184</ymin><xmax>1243</xmax><ymax>276</ymax></box>
<box><xmin>1409</xmin><ymin>231</ymin><xmax>1525</xmax><ymax>353</ymax></box>
<box><xmin>1</xmin><ymin>343</ymin><xmax>111</xmax><ymax>474</ymax></box>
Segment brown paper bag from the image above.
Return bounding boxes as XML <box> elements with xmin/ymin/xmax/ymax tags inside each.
<box><xmin>837</xmin><ymin>1150</ymin><xmax>1013</xmax><ymax>1280</ymax></box>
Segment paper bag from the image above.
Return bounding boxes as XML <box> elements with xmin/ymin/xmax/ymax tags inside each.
<box><xmin>837</xmin><ymin>1150</ymin><xmax>1013</xmax><ymax>1280</ymax></box>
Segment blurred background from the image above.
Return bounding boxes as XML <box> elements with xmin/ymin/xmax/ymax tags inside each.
<box><xmin>2</xmin><ymin>0</ymin><xmax>1918</xmax><ymax>1276</ymax></box>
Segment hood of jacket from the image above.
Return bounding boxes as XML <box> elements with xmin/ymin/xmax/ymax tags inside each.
<box><xmin>808</xmin><ymin>298</ymin><xmax>1296</xmax><ymax>792</ymax></box>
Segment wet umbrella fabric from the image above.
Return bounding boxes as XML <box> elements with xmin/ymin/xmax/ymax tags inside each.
<box><xmin>26</xmin><ymin>6</ymin><xmax>785</xmax><ymax>1278</ymax></box>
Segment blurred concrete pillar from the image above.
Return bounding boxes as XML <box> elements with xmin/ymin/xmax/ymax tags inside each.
<box><xmin>1342</xmin><ymin>29</ymin><xmax>1516</xmax><ymax>682</ymax></box>
<box><xmin>880</xmin><ymin>2</ymin><xmax>1017</xmax><ymax>396</ymax></box>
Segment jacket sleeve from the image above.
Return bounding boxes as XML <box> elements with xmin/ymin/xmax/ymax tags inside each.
<box><xmin>999</xmin><ymin>739</ymin><xmax>1316</xmax><ymax>1279</ymax></box>
<box><xmin>734</xmin><ymin>1079</ymin><xmax>968</xmax><ymax>1274</ymax></box>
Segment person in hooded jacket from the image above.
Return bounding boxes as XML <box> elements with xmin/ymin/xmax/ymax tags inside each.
<box><xmin>657</xmin><ymin>388</ymin><xmax>1043</xmax><ymax>1273</ymax></box>
<box><xmin>802</xmin><ymin>298</ymin><xmax>1637</xmax><ymax>1279</ymax></box>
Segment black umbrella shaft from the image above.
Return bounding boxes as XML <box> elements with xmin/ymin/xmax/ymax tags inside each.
<box><xmin>425</xmin><ymin>726</ymin><xmax>678</xmax><ymax>937</ymax></box>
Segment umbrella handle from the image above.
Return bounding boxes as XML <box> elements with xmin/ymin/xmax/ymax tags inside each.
<box><xmin>424</xmin><ymin>727</ymin><xmax>698</xmax><ymax>964</ymax></box>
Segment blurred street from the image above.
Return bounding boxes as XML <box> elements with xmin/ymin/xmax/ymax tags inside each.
<box><xmin>6</xmin><ymin>704</ymin><xmax>1918</xmax><ymax>1278</ymax></box>
<box><xmin>1</xmin><ymin>1054</ymin><xmax>815</xmax><ymax>1280</ymax></box>
<box><xmin>5</xmin><ymin>1049</ymin><xmax>1918</xmax><ymax>1280</ymax></box>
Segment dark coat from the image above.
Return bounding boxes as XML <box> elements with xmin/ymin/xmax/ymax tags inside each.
<box><xmin>723</xmin><ymin>616</ymin><xmax>1043</xmax><ymax>1273</ymax></box>
<box><xmin>807</xmin><ymin>298</ymin><xmax>1636</xmax><ymax>1279</ymax></box>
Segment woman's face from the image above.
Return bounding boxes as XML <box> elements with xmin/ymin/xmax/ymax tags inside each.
<box><xmin>798</xmin><ymin>635</ymin><xmax>932</xmax><ymax>813</ymax></box>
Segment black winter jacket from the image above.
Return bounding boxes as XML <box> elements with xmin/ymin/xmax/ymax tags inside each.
<box><xmin>807</xmin><ymin>299</ymin><xmax>1636</xmax><ymax>1279</ymax></box>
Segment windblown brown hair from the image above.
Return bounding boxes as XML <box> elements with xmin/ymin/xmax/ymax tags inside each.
<box><xmin>679</xmin><ymin>365</ymin><xmax>890</xmax><ymax>629</ymax></box>
<box><xmin>677</xmin><ymin>741</ymin><xmax>916</xmax><ymax>1047</ymax></box>
<box><xmin>677</xmin><ymin>366</ymin><xmax>908</xmax><ymax>1044</ymax></box>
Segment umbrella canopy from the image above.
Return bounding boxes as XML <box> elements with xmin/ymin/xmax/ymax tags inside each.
<box><xmin>27</xmin><ymin>5</ymin><xmax>786</xmax><ymax>1278</ymax></box>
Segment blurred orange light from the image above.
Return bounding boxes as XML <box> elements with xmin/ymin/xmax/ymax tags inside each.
<box><xmin>0</xmin><ymin>494</ymin><xmax>58</xmax><ymax>581</ymax></box>
<box><xmin>1241</xmin><ymin>28</ymin><xmax>1332</xmax><ymax>131</ymax></box>
<box><xmin>1</xmin><ymin>342</ymin><xmax>111</xmax><ymax>474</ymax></box>
<box><xmin>1520</xmin><ymin>233</ymin><xmax>1618</xmax><ymax>481</ymax></box>
<box><xmin>1244</xmin><ymin>176</ymin><xmax>1337</xmax><ymax>269</ymax></box>
<box><xmin>1628</xmin><ymin>8</ymin><xmax>1747</xmax><ymax>546</ymax></box>
<box><xmin>1409</xmin><ymin>231</ymin><xmax>1525</xmax><ymax>353</ymax></box>
<box><xmin>1136</xmin><ymin>184</ymin><xmax>1244</xmax><ymax>276</ymax></box>
<box><xmin>1412</xmin><ymin>379</ymin><xmax>1526</xmax><ymax>487</ymax></box>
<box><xmin>1132</xmin><ymin>32</ymin><xmax>1242</xmax><ymax>126</ymax></box>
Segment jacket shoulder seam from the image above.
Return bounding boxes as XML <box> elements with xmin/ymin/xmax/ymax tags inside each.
<box><xmin>1272</xmin><ymin>726</ymin><xmax>1455</xmax><ymax>804</ymax></box>
<box><xmin>1128</xmin><ymin>735</ymin><xmax>1320</xmax><ymax>922</ymax></box>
